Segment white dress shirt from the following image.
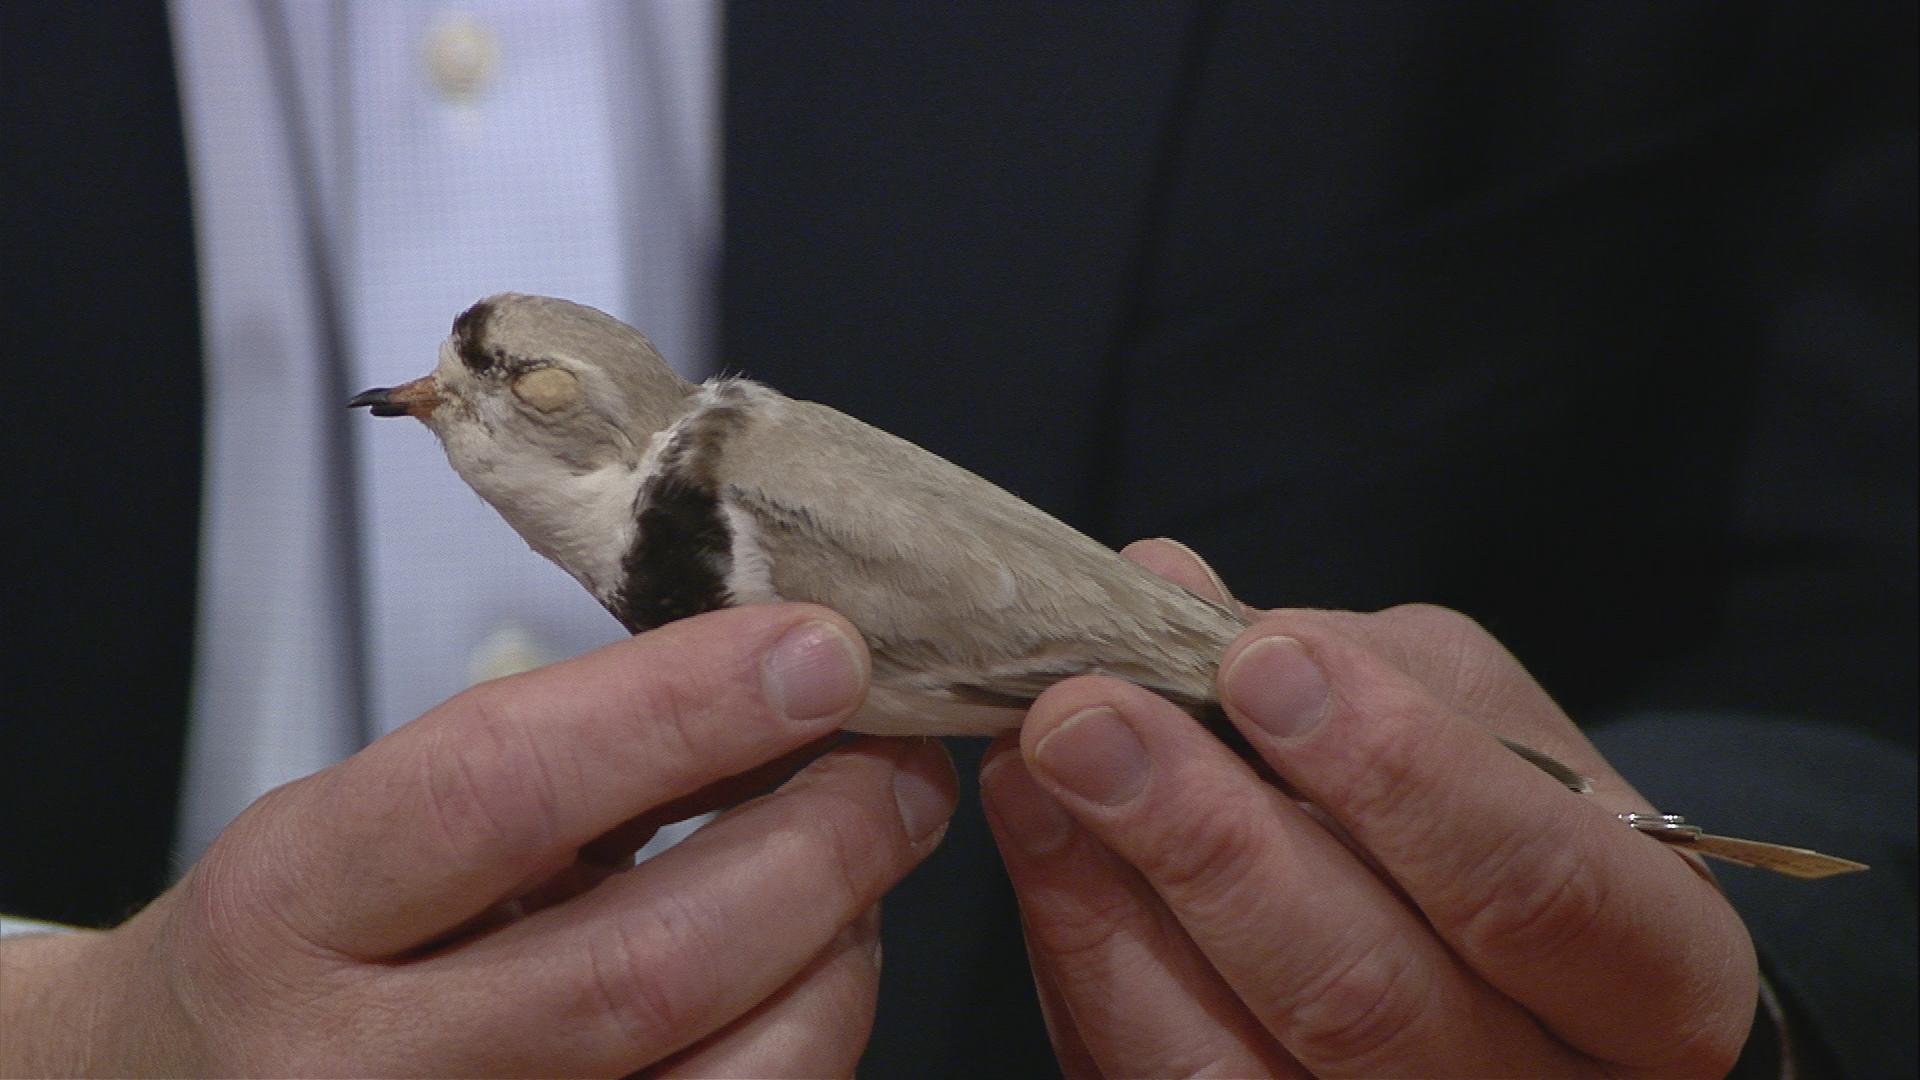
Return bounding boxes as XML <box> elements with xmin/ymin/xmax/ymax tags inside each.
<box><xmin>168</xmin><ymin>0</ymin><xmax>720</xmax><ymax>867</ymax></box>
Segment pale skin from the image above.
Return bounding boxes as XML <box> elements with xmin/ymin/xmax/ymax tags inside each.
<box><xmin>1</xmin><ymin>604</ymin><xmax>958</xmax><ymax>1077</ymax></box>
<box><xmin>982</xmin><ymin>539</ymin><xmax>1759</xmax><ymax>1078</ymax></box>
<box><xmin>0</xmin><ymin>542</ymin><xmax>1757</xmax><ymax>1077</ymax></box>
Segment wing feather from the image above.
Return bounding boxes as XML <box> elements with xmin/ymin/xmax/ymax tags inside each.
<box><xmin>710</xmin><ymin>386</ymin><xmax>1246</xmax><ymax>708</ymax></box>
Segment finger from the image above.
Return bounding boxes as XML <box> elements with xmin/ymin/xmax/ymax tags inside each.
<box><xmin>644</xmin><ymin>905</ymin><xmax>882</xmax><ymax>1078</ymax></box>
<box><xmin>1119</xmin><ymin>537</ymin><xmax>1237</xmax><ymax>607</ymax></box>
<box><xmin>1024</xmin><ymin>941</ymin><xmax>1103</xmax><ymax>1080</ymax></box>
<box><xmin>1253</xmin><ymin>605</ymin><xmax>1610</xmax><ymax>778</ymax></box>
<box><xmin>579</xmin><ymin>735</ymin><xmax>842</xmax><ymax>868</ymax></box>
<box><xmin>226</xmin><ymin>604</ymin><xmax>869</xmax><ymax>958</ymax></box>
<box><xmin>1218</xmin><ymin>621</ymin><xmax>1757</xmax><ymax>1075</ymax></box>
<box><xmin>371</xmin><ymin>738</ymin><xmax>955</xmax><ymax>1075</ymax></box>
<box><xmin>1020</xmin><ymin>676</ymin><xmax>1581</xmax><ymax>1077</ymax></box>
<box><xmin>980</xmin><ymin>743</ymin><xmax>1301</xmax><ymax>1079</ymax></box>
<box><xmin>984</xmin><ymin>740</ymin><xmax>1100</xmax><ymax>1080</ymax></box>
<box><xmin>986</xmin><ymin>742</ymin><xmax>1103</xmax><ymax>1080</ymax></box>
<box><xmin>509</xmin><ymin>738</ymin><xmax>840</xmax><ymax>933</ymax></box>
<box><xmin>484</xmin><ymin>737</ymin><xmax>845</xmax><ymax>943</ymax></box>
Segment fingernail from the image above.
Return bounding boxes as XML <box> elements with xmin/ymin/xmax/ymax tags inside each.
<box><xmin>980</xmin><ymin>753</ymin><xmax>1073</xmax><ymax>854</ymax></box>
<box><xmin>763</xmin><ymin>620</ymin><xmax>865</xmax><ymax>726</ymax></box>
<box><xmin>1033</xmin><ymin>706</ymin><xmax>1150</xmax><ymax>807</ymax></box>
<box><xmin>1151</xmin><ymin>536</ymin><xmax>1234</xmax><ymax>603</ymax></box>
<box><xmin>1224</xmin><ymin>635</ymin><xmax>1329</xmax><ymax>739</ymax></box>
<box><xmin>892</xmin><ymin>738</ymin><xmax>958</xmax><ymax>844</ymax></box>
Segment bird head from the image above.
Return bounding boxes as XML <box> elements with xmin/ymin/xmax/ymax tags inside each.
<box><xmin>350</xmin><ymin>294</ymin><xmax>698</xmax><ymax>600</ymax></box>
<box><xmin>351</xmin><ymin>293</ymin><xmax>695</xmax><ymax>470</ymax></box>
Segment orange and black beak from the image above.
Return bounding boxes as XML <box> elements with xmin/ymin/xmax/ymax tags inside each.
<box><xmin>348</xmin><ymin>375</ymin><xmax>443</xmax><ymax>419</ymax></box>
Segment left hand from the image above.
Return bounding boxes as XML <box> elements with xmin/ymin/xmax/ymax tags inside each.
<box><xmin>0</xmin><ymin>605</ymin><xmax>950</xmax><ymax>1078</ymax></box>
<box><xmin>981</xmin><ymin>539</ymin><xmax>1757</xmax><ymax>1078</ymax></box>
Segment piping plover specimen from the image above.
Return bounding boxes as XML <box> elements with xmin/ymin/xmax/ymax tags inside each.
<box><xmin>351</xmin><ymin>294</ymin><xmax>1587</xmax><ymax>791</ymax></box>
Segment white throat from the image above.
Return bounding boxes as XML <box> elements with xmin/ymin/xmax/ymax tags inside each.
<box><xmin>453</xmin><ymin>447</ymin><xmax>642</xmax><ymax>604</ymax></box>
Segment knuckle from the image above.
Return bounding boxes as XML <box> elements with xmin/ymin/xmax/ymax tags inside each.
<box><xmin>1642</xmin><ymin>918</ymin><xmax>1759</xmax><ymax>1076</ymax></box>
<box><xmin>1663</xmin><ymin>1002</ymin><xmax>1753</xmax><ymax>1079</ymax></box>
<box><xmin>583</xmin><ymin>897</ymin><xmax>716</xmax><ymax>1057</ymax></box>
<box><xmin>774</xmin><ymin>751</ymin><xmax>918</xmax><ymax>902</ymax></box>
<box><xmin>794</xmin><ymin>788</ymin><xmax>887</xmax><ymax>911</ymax></box>
<box><xmin>1454</xmin><ymin>827</ymin><xmax>1609</xmax><ymax>963</ymax></box>
<box><xmin>418</xmin><ymin>693</ymin><xmax>565</xmax><ymax>864</ymax></box>
<box><xmin>1659</xmin><ymin>1019</ymin><xmax>1749</xmax><ymax>1080</ymax></box>
<box><xmin>1378</xmin><ymin>602</ymin><xmax>1486</xmax><ymax>641</ymax></box>
<box><xmin>1372</xmin><ymin>603</ymin><xmax>1520</xmax><ymax>697</ymax></box>
<box><xmin>616</xmin><ymin>659</ymin><xmax>719</xmax><ymax>772</ymax></box>
<box><xmin>179</xmin><ymin>798</ymin><xmax>282</xmax><ymax>947</ymax></box>
<box><xmin>1142</xmin><ymin>788</ymin><xmax>1272</xmax><ymax>916</ymax></box>
<box><xmin>1281</xmin><ymin>934</ymin><xmax>1433</xmax><ymax>1072</ymax></box>
<box><xmin>1324</xmin><ymin>686</ymin><xmax>1442</xmax><ymax>838</ymax></box>
<box><xmin>1030</xmin><ymin>886</ymin><xmax>1149</xmax><ymax>964</ymax></box>
<box><xmin>165</xmin><ymin>856</ymin><xmax>370</xmax><ymax>1072</ymax></box>
<box><xmin>182</xmin><ymin>782</ymin><xmax>350</xmax><ymax>963</ymax></box>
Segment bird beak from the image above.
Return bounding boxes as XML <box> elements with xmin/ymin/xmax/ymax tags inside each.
<box><xmin>348</xmin><ymin>376</ymin><xmax>443</xmax><ymax>419</ymax></box>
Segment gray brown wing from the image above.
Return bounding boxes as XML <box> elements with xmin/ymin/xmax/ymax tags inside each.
<box><xmin>713</xmin><ymin>389</ymin><xmax>1245</xmax><ymax>706</ymax></box>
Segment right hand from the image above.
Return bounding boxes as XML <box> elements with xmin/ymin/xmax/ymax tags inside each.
<box><xmin>981</xmin><ymin>541</ymin><xmax>1755</xmax><ymax>1078</ymax></box>
<box><xmin>2</xmin><ymin>604</ymin><xmax>955</xmax><ymax>1077</ymax></box>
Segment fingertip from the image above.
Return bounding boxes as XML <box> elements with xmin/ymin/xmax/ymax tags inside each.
<box><xmin>1220</xmin><ymin>633</ymin><xmax>1331</xmax><ymax>742</ymax></box>
<box><xmin>1121</xmin><ymin>537</ymin><xmax>1235</xmax><ymax>605</ymax></box>
<box><xmin>982</xmin><ymin>731</ymin><xmax>1021</xmax><ymax>770</ymax></box>
<box><xmin>1018</xmin><ymin>675</ymin><xmax>1143</xmax><ymax>759</ymax></box>
<box><xmin>777</xmin><ymin>602</ymin><xmax>872</xmax><ymax>654</ymax></box>
<box><xmin>1022</xmin><ymin>677</ymin><xmax>1102</xmax><ymax>752</ymax></box>
<box><xmin>892</xmin><ymin>737</ymin><xmax>958</xmax><ymax>846</ymax></box>
<box><xmin>762</xmin><ymin>617</ymin><xmax>871</xmax><ymax>728</ymax></box>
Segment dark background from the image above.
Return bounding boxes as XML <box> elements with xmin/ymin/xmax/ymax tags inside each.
<box><xmin>4</xmin><ymin>3</ymin><xmax>1914</xmax><ymax>1077</ymax></box>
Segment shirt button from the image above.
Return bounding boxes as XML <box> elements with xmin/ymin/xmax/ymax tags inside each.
<box><xmin>423</xmin><ymin>13</ymin><xmax>500</xmax><ymax>104</ymax></box>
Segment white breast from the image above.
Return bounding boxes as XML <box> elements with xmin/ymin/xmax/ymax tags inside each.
<box><xmin>720</xmin><ymin>499</ymin><xmax>783</xmax><ymax>605</ymax></box>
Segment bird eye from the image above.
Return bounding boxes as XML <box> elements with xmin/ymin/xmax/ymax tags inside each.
<box><xmin>511</xmin><ymin>367</ymin><xmax>581</xmax><ymax>412</ymax></box>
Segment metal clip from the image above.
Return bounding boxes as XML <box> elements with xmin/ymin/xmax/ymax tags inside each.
<box><xmin>1616</xmin><ymin>812</ymin><xmax>1868</xmax><ymax>878</ymax></box>
<box><xmin>1618</xmin><ymin>812</ymin><xmax>1703</xmax><ymax>841</ymax></box>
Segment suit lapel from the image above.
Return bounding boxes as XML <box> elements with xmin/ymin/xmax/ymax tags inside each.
<box><xmin>721</xmin><ymin>2</ymin><xmax>1197</xmax><ymax>534</ymax></box>
<box><xmin>2</xmin><ymin>1</ymin><xmax>202</xmax><ymax>926</ymax></box>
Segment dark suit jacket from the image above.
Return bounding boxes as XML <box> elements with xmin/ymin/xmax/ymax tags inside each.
<box><xmin>5</xmin><ymin>3</ymin><xmax>1913</xmax><ymax>1076</ymax></box>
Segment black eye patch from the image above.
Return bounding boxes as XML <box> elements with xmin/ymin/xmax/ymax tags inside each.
<box><xmin>452</xmin><ymin>300</ymin><xmax>500</xmax><ymax>374</ymax></box>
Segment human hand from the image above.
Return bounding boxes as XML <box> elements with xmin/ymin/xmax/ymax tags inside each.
<box><xmin>981</xmin><ymin>539</ymin><xmax>1757</xmax><ymax>1077</ymax></box>
<box><xmin>1</xmin><ymin>604</ymin><xmax>955</xmax><ymax>1078</ymax></box>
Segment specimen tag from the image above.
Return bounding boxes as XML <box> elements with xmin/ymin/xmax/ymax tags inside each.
<box><xmin>1619</xmin><ymin>814</ymin><xmax>1868</xmax><ymax>880</ymax></box>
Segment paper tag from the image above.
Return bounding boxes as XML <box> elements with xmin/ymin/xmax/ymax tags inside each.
<box><xmin>1618</xmin><ymin>813</ymin><xmax>1868</xmax><ymax>880</ymax></box>
<box><xmin>1681</xmin><ymin>834</ymin><xmax>1870</xmax><ymax>879</ymax></box>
